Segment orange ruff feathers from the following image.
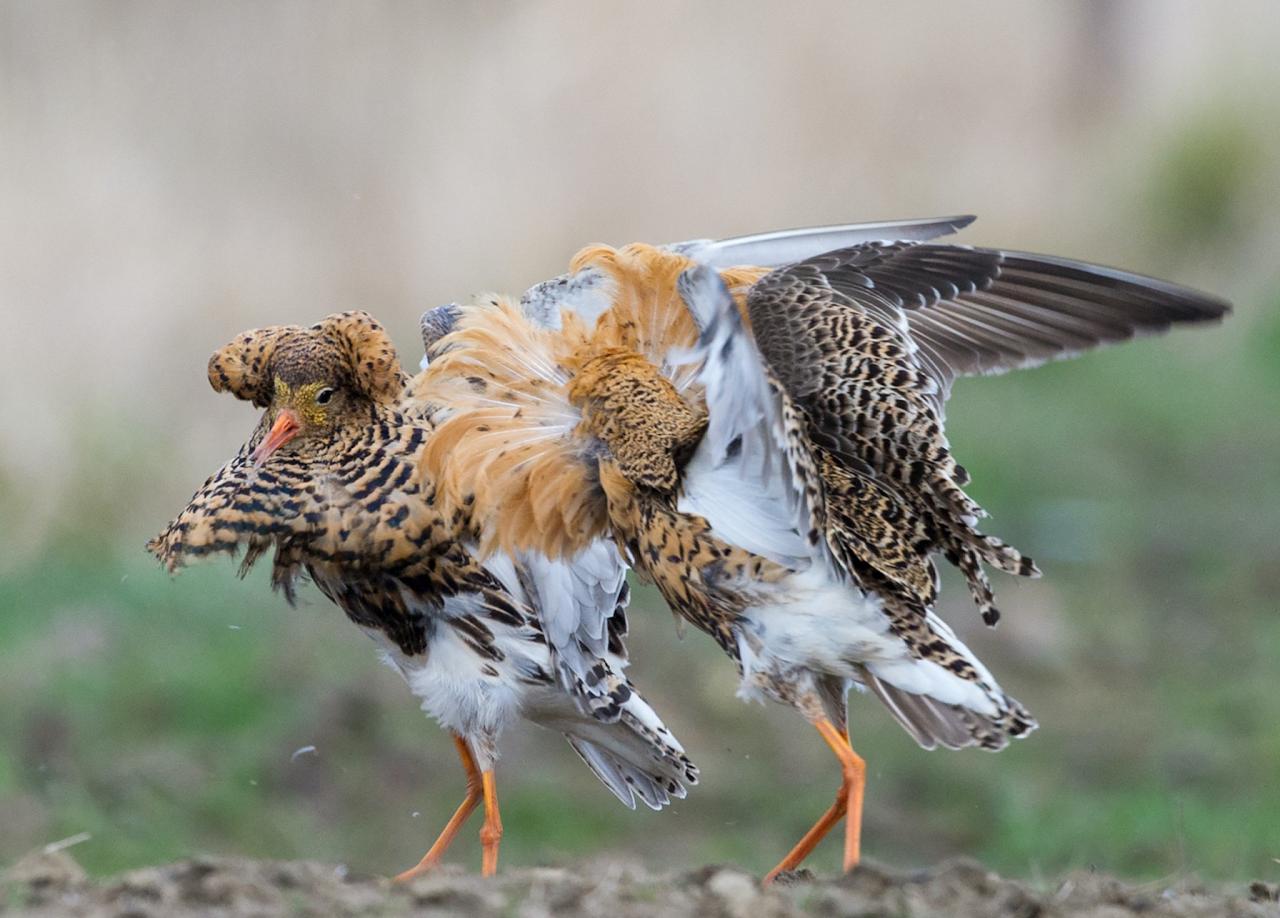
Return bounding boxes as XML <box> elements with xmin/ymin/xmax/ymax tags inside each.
<box><xmin>417</xmin><ymin>296</ymin><xmax>603</xmax><ymax>559</ymax></box>
<box><xmin>416</xmin><ymin>245</ymin><xmax>764</xmax><ymax>561</ymax></box>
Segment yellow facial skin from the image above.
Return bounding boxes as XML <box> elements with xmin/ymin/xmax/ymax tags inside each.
<box><xmin>252</xmin><ymin>378</ymin><xmax>340</xmax><ymax>466</ymax></box>
<box><xmin>272</xmin><ymin>378</ymin><xmax>335</xmax><ymax>430</ymax></box>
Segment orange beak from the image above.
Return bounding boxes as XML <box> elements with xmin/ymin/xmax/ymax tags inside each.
<box><xmin>252</xmin><ymin>409</ymin><xmax>301</xmax><ymax>466</ymax></box>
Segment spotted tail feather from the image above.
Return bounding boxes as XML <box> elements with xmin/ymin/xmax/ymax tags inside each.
<box><xmin>860</xmin><ymin>666</ymin><xmax>1036</xmax><ymax>751</ymax></box>
<box><xmin>561</xmin><ymin>697</ymin><xmax>698</xmax><ymax>811</ymax></box>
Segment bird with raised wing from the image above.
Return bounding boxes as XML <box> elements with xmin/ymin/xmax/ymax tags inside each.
<box><xmin>416</xmin><ymin>216</ymin><xmax>1229</xmax><ymax>882</ymax></box>
<box><xmin>149</xmin><ymin>310</ymin><xmax>696</xmax><ymax>880</ymax></box>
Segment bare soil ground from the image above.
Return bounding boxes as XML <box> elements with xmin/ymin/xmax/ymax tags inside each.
<box><xmin>4</xmin><ymin>850</ymin><xmax>1278</xmax><ymax>917</ymax></box>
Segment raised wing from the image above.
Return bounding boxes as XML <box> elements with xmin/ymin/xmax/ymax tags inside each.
<box><xmin>520</xmin><ymin>216</ymin><xmax>973</xmax><ymax>331</ymax></box>
<box><xmin>418</xmin><ymin>302</ymin><xmax>462</xmax><ymax>369</ymax></box>
<box><xmin>745</xmin><ymin>241</ymin><xmax>1227</xmax><ymax>624</ymax></box>
<box><xmin>669</xmin><ymin>214</ymin><xmax>974</xmax><ymax>269</ymax></box>
<box><xmin>676</xmin><ymin>264</ymin><xmax>939</xmax><ymax>602</ymax></box>
<box><xmin>520</xmin><ymin>261</ymin><xmax>614</xmax><ymax>330</ymax></box>
<box><xmin>674</xmin><ymin>264</ymin><xmax>824</xmax><ymax>569</ymax></box>
<box><xmin>750</xmin><ymin>242</ymin><xmax>1231</xmax><ymax>419</ymax></box>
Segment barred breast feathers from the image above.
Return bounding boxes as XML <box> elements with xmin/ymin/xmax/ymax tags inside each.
<box><xmin>147</xmin><ymin>409</ymin><xmax>438</xmax><ymax>596</ymax></box>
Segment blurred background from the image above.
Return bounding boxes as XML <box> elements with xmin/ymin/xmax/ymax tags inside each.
<box><xmin>2</xmin><ymin>0</ymin><xmax>1277</xmax><ymax>885</ymax></box>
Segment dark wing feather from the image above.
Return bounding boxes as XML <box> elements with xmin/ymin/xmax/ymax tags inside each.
<box><xmin>747</xmin><ymin>239</ymin><xmax>1229</xmax><ymax>465</ymax></box>
<box><xmin>770</xmin><ymin>242</ymin><xmax>1231</xmax><ymax>410</ymax></box>
<box><xmin>745</xmin><ymin>241</ymin><xmax>1227</xmax><ymax>625</ymax></box>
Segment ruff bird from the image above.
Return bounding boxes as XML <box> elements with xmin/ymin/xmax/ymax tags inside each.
<box><xmin>415</xmin><ymin>216</ymin><xmax>1229</xmax><ymax>881</ymax></box>
<box><xmin>149</xmin><ymin>310</ymin><xmax>696</xmax><ymax>879</ymax></box>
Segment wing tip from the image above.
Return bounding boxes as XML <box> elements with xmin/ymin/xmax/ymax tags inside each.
<box><xmin>995</xmin><ymin>249</ymin><xmax>1234</xmax><ymax>325</ymax></box>
<box><xmin>943</xmin><ymin>213</ymin><xmax>978</xmax><ymax>232</ymax></box>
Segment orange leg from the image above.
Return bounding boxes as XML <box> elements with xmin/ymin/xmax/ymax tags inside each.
<box><xmin>394</xmin><ymin>735</ymin><xmax>482</xmax><ymax>883</ymax></box>
<box><xmin>478</xmin><ymin>770</ymin><xmax>503</xmax><ymax>877</ymax></box>
<box><xmin>762</xmin><ymin>718</ymin><xmax>866</xmax><ymax>885</ymax></box>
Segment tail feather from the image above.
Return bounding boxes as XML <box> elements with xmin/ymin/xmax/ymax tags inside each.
<box><xmin>540</xmin><ymin>686</ymin><xmax>698</xmax><ymax>811</ymax></box>
<box><xmin>860</xmin><ymin>665</ymin><xmax>1037</xmax><ymax>752</ymax></box>
<box><xmin>566</xmin><ymin>735</ymin><xmax>687</xmax><ymax>811</ymax></box>
<box><xmin>854</xmin><ymin>608</ymin><xmax>1037</xmax><ymax>751</ymax></box>
<box><xmin>566</xmin><ymin>736</ymin><xmax>643</xmax><ymax>810</ymax></box>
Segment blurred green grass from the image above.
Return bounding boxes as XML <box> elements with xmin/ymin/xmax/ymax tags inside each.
<box><xmin>1</xmin><ymin>301</ymin><xmax>1276</xmax><ymax>882</ymax></box>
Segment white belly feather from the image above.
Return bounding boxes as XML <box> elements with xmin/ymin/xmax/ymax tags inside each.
<box><xmin>733</xmin><ymin>567</ymin><xmax>1002</xmax><ymax>718</ymax></box>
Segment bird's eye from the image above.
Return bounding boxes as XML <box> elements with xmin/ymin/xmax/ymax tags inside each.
<box><xmin>315</xmin><ymin>387</ymin><xmax>335</xmax><ymax>405</ymax></box>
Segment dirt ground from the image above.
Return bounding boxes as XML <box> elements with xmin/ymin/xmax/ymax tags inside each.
<box><xmin>4</xmin><ymin>850</ymin><xmax>1278</xmax><ymax>918</ymax></box>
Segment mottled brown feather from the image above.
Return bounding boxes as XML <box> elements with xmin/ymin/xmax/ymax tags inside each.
<box><xmin>568</xmin><ymin>350</ymin><xmax>707</xmax><ymax>493</ymax></box>
<box><xmin>597</xmin><ymin>461</ymin><xmax>787</xmax><ymax>654</ymax></box>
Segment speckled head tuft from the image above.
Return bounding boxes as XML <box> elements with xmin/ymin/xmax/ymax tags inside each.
<box><xmin>207</xmin><ymin>310</ymin><xmax>406</xmax><ymax>408</ymax></box>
